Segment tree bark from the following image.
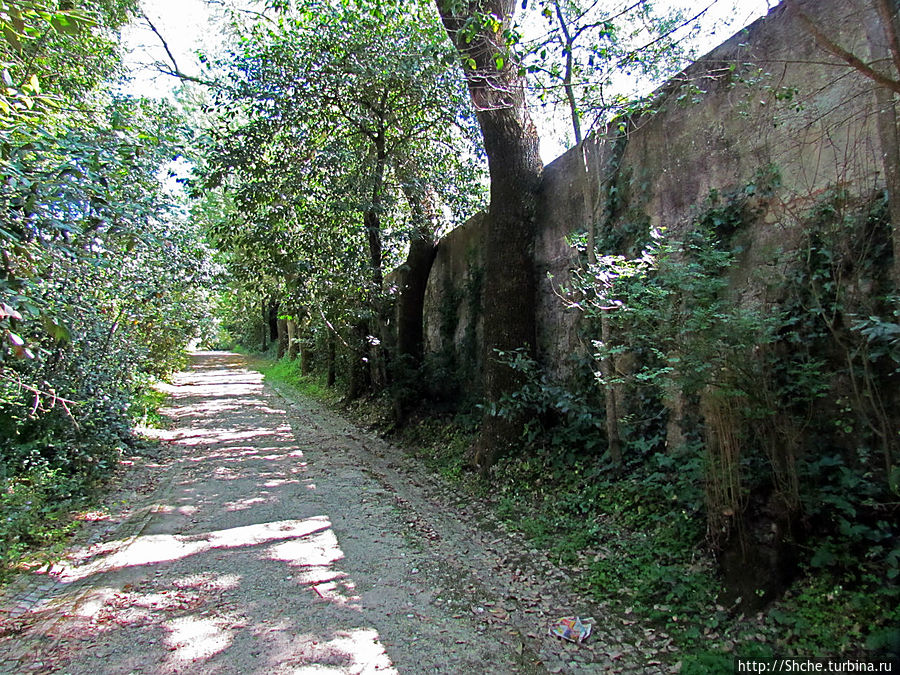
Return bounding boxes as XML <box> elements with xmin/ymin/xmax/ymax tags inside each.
<box><xmin>395</xmin><ymin>163</ymin><xmax>441</xmax><ymax>368</ymax></box>
<box><xmin>260</xmin><ymin>300</ymin><xmax>268</xmax><ymax>352</ymax></box>
<box><xmin>365</xmin><ymin>129</ymin><xmax>388</xmax><ymax>289</ymax></box>
<box><xmin>395</xmin><ymin>232</ymin><xmax>438</xmax><ymax>365</ymax></box>
<box><xmin>363</xmin><ymin>126</ymin><xmax>389</xmax><ymax>391</ymax></box>
<box><xmin>347</xmin><ymin>322</ymin><xmax>370</xmax><ymax>400</ymax></box>
<box><xmin>300</xmin><ymin>333</ymin><xmax>312</xmax><ymax>375</ymax></box>
<box><xmin>267</xmin><ymin>300</ymin><xmax>279</xmax><ymax>344</ymax></box>
<box><xmin>326</xmin><ymin>331</ymin><xmax>336</xmax><ymax>388</ymax></box>
<box><xmin>599</xmin><ymin>310</ymin><xmax>623</xmax><ymax>466</ymax></box>
<box><xmin>286</xmin><ymin>318</ymin><xmax>298</xmax><ymax>361</ymax></box>
<box><xmin>391</xmin><ymin>231</ymin><xmax>438</xmax><ymax>423</ymax></box>
<box><xmin>276</xmin><ymin>317</ymin><xmax>288</xmax><ymax>359</ymax></box>
<box><xmin>436</xmin><ymin>0</ymin><xmax>544</xmax><ymax>471</ymax></box>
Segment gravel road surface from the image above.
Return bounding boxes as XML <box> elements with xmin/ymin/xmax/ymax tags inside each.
<box><xmin>0</xmin><ymin>352</ymin><xmax>672</xmax><ymax>674</ymax></box>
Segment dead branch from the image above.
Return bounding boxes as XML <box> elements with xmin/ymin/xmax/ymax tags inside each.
<box><xmin>786</xmin><ymin>1</ymin><xmax>900</xmax><ymax>95</ymax></box>
<box><xmin>140</xmin><ymin>11</ymin><xmax>220</xmax><ymax>88</ymax></box>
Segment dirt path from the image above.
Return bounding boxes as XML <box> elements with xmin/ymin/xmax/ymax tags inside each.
<box><xmin>0</xmin><ymin>352</ymin><xmax>673</xmax><ymax>674</ymax></box>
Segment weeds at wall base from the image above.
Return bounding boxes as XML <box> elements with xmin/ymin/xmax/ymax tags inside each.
<box><xmin>258</xmin><ymin>355</ymin><xmax>480</xmax><ymax>484</ymax></box>
<box><xmin>257</xmin><ymin>357</ymin><xmax>340</xmax><ymax>405</ymax></box>
<box><xmin>256</xmin><ymin>354</ymin><xmax>898</xmax><ymax>668</ymax></box>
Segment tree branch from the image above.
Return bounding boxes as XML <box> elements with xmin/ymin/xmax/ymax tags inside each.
<box><xmin>787</xmin><ymin>2</ymin><xmax>900</xmax><ymax>95</ymax></box>
<box><xmin>614</xmin><ymin>1</ymin><xmax>715</xmax><ymax>71</ymax></box>
<box><xmin>141</xmin><ymin>11</ymin><xmax>220</xmax><ymax>88</ymax></box>
<box><xmin>875</xmin><ymin>0</ymin><xmax>900</xmax><ymax>81</ymax></box>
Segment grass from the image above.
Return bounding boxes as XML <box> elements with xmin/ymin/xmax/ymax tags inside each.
<box><xmin>256</xmin><ymin>357</ymin><xmax>340</xmax><ymax>404</ymax></box>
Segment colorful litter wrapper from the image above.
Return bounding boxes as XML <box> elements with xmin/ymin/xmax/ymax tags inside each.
<box><xmin>548</xmin><ymin>616</ymin><xmax>593</xmax><ymax>643</ymax></box>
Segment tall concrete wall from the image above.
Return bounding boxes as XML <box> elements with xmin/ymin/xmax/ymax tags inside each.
<box><xmin>423</xmin><ymin>0</ymin><xmax>892</xmax><ymax>390</ymax></box>
<box><xmin>422</xmin><ymin>212</ymin><xmax>486</xmax><ymax>391</ymax></box>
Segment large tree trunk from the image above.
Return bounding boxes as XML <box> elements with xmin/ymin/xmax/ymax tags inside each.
<box><xmin>326</xmin><ymin>331</ymin><xmax>336</xmax><ymax>388</ymax></box>
<box><xmin>347</xmin><ymin>322</ymin><xmax>370</xmax><ymax>400</ymax></box>
<box><xmin>390</xmin><ymin>160</ymin><xmax>439</xmax><ymax>422</ymax></box>
<box><xmin>267</xmin><ymin>300</ymin><xmax>279</xmax><ymax>345</ymax></box>
<box><xmin>276</xmin><ymin>317</ymin><xmax>288</xmax><ymax>359</ymax></box>
<box><xmin>392</xmin><ymin>231</ymin><xmax>438</xmax><ymax>423</ymax></box>
<box><xmin>436</xmin><ymin>0</ymin><xmax>544</xmax><ymax>471</ymax></box>
<box><xmin>364</xmin><ymin>128</ymin><xmax>389</xmax><ymax>391</ymax></box>
<box><xmin>286</xmin><ymin>319</ymin><xmax>298</xmax><ymax>361</ymax></box>
<box><xmin>260</xmin><ymin>300</ymin><xmax>268</xmax><ymax>352</ymax></box>
<box><xmin>365</xmin><ymin>131</ymin><xmax>387</xmax><ymax>290</ymax></box>
<box><xmin>300</xmin><ymin>337</ymin><xmax>312</xmax><ymax>375</ymax></box>
<box><xmin>395</xmin><ymin>233</ymin><xmax>437</xmax><ymax>365</ymax></box>
<box><xmin>395</xmin><ymin>161</ymin><xmax>440</xmax><ymax>367</ymax></box>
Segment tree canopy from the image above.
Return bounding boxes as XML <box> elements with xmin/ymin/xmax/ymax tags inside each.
<box><xmin>194</xmin><ymin>0</ymin><xmax>487</xmax><ymax>391</ymax></box>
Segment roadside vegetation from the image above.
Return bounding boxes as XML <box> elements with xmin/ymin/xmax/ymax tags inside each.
<box><xmin>203</xmin><ymin>0</ymin><xmax>897</xmax><ymax>667</ymax></box>
<box><xmin>259</xmin><ymin>333</ymin><xmax>898</xmax><ymax>670</ymax></box>
<box><xmin>0</xmin><ymin>1</ymin><xmax>212</xmax><ymax>579</ymax></box>
<box><xmin>1</xmin><ymin>0</ymin><xmax>897</xmax><ymax>670</ymax></box>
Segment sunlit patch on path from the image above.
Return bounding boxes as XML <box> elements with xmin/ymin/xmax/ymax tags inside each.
<box><xmin>0</xmin><ymin>352</ymin><xmax>399</xmax><ymax>674</ymax></box>
<box><xmin>0</xmin><ymin>351</ymin><xmax>540</xmax><ymax>674</ymax></box>
<box><xmin>59</xmin><ymin>517</ymin><xmax>334</xmax><ymax>582</ymax></box>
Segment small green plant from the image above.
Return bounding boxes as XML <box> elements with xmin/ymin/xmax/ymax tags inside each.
<box><xmin>0</xmin><ymin>468</ymin><xmax>89</xmax><ymax>580</ymax></box>
<box><xmin>762</xmin><ymin>571</ymin><xmax>900</xmax><ymax>657</ymax></box>
<box><xmin>129</xmin><ymin>375</ymin><xmax>170</xmax><ymax>429</ymax></box>
<box><xmin>259</xmin><ymin>357</ymin><xmax>336</xmax><ymax>402</ymax></box>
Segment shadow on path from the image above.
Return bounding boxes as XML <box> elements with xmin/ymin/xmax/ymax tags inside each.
<box><xmin>1</xmin><ymin>352</ymin><xmax>397</xmax><ymax>674</ymax></box>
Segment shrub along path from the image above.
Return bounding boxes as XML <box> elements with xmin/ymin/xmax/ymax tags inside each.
<box><xmin>0</xmin><ymin>352</ymin><xmax>672</xmax><ymax>674</ymax></box>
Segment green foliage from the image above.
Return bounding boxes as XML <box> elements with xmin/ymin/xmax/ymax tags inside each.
<box><xmin>129</xmin><ymin>375</ymin><xmax>169</xmax><ymax>430</ymax></box>
<box><xmin>852</xmin><ymin>305</ymin><xmax>900</xmax><ymax>373</ymax></box>
<box><xmin>0</xmin><ymin>0</ymin><xmax>215</xmax><ymax>578</ymax></box>
<box><xmin>0</xmin><ymin>0</ymin><xmax>137</xmax><ymax>124</ymax></box>
<box><xmin>515</xmin><ymin>0</ymin><xmax>703</xmax><ymax>144</ymax></box>
<box><xmin>494</xmin><ymin>348</ymin><xmax>607</xmax><ymax>460</ymax></box>
<box><xmin>0</xmin><ymin>467</ymin><xmax>85</xmax><ymax>578</ymax></box>
<box><xmin>259</xmin><ymin>357</ymin><xmax>336</xmax><ymax>403</ymax></box>
<box><xmin>198</xmin><ymin>0</ymin><xmax>487</xmax><ymax>388</ymax></box>
<box><xmin>486</xmin><ymin>173</ymin><xmax>897</xmax><ymax>660</ymax></box>
<box><xmin>1</xmin><ymin>96</ymin><xmax>212</xmax><ymax>465</ymax></box>
<box><xmin>762</xmin><ymin>571</ymin><xmax>900</xmax><ymax>658</ymax></box>
<box><xmin>490</xmin><ymin>438</ymin><xmax>716</xmax><ymax>650</ymax></box>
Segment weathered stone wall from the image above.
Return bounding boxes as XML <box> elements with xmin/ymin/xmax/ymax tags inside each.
<box><xmin>423</xmin><ymin>0</ymin><xmax>891</xmax><ymax>391</ymax></box>
<box><xmin>422</xmin><ymin>212</ymin><xmax>486</xmax><ymax>393</ymax></box>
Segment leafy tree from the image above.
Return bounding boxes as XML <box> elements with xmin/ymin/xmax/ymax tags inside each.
<box><xmin>517</xmin><ymin>0</ymin><xmax>697</xmax><ymax>145</ymax></box>
<box><xmin>0</xmin><ymin>0</ymin><xmax>215</xmax><ymax>571</ymax></box>
<box><xmin>199</xmin><ymin>0</ymin><xmax>486</xmax><ymax>395</ymax></box>
<box><xmin>0</xmin><ymin>0</ymin><xmax>136</xmax><ymax>102</ymax></box>
<box><xmin>435</xmin><ymin>0</ymin><xmax>544</xmax><ymax>470</ymax></box>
